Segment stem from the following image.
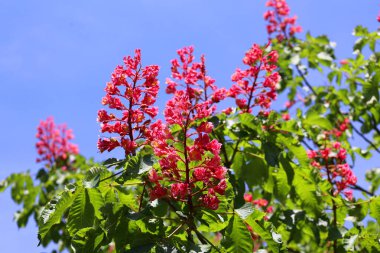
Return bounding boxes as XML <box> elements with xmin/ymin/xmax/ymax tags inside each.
<box><xmin>349</xmin><ymin>184</ymin><xmax>374</xmax><ymax>197</ymax></box>
<box><xmin>358</xmin><ymin>118</ymin><xmax>380</xmax><ymax>136</ymax></box>
<box><xmin>246</xmin><ymin>62</ymin><xmax>262</xmax><ymax>112</ymax></box>
<box><xmin>99</xmin><ymin>170</ymin><xmax>125</xmax><ymax>182</ymax></box>
<box><xmin>167</xmin><ymin>222</ymin><xmax>185</xmax><ymax>239</ymax></box>
<box><xmin>138</xmin><ymin>182</ymin><xmax>147</xmax><ymax>211</ymax></box>
<box><xmin>325</xmin><ymin>158</ymin><xmax>337</xmax><ymax>253</ymax></box>
<box><xmin>126</xmin><ymin>65</ymin><xmax>141</xmax><ymax>157</ymax></box>
<box><xmin>194</xmin><ymin>229</ymin><xmax>221</xmax><ymax>253</ymax></box>
<box><xmin>183</xmin><ymin>124</ymin><xmax>193</xmax><ymax>214</ymax></box>
<box><xmin>301</xmin><ymin>139</ymin><xmax>314</xmax><ymax>151</ymax></box>
<box><xmin>229</xmin><ymin>139</ymin><xmax>241</xmax><ymax>167</ymax></box>
<box><xmin>295</xmin><ymin>64</ymin><xmax>318</xmax><ymax>97</ymax></box>
<box><xmin>351</xmin><ymin>124</ymin><xmax>380</xmax><ymax>154</ymax></box>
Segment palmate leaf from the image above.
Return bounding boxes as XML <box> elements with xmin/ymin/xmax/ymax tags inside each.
<box><xmin>67</xmin><ymin>187</ymin><xmax>104</xmax><ymax>236</ymax></box>
<box><xmin>221</xmin><ymin>215</ymin><xmax>253</xmax><ymax>253</ymax></box>
<box><xmin>277</xmin><ymin>135</ymin><xmax>309</xmax><ymax>167</ymax></box>
<box><xmin>293</xmin><ymin>168</ymin><xmax>322</xmax><ymax>216</ymax></box>
<box><xmin>38</xmin><ymin>190</ymin><xmax>76</xmax><ymax>242</ymax></box>
<box><xmin>273</xmin><ymin>165</ymin><xmax>291</xmax><ymax>203</ymax></box>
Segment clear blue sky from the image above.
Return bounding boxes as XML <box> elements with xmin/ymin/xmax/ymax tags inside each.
<box><xmin>0</xmin><ymin>1</ymin><xmax>378</xmax><ymax>252</ymax></box>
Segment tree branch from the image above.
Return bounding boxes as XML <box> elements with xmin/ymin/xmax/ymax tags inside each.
<box><xmin>351</xmin><ymin>124</ymin><xmax>380</xmax><ymax>154</ymax></box>
<box><xmin>295</xmin><ymin>65</ymin><xmax>318</xmax><ymax>96</ymax></box>
<box><xmin>349</xmin><ymin>184</ymin><xmax>375</xmax><ymax>197</ymax></box>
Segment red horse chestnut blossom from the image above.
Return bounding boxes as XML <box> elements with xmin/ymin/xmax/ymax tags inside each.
<box><xmin>307</xmin><ymin>141</ymin><xmax>357</xmax><ymax>201</ymax></box>
<box><xmin>166</xmin><ymin>46</ymin><xmax>227</xmax><ymax>107</ymax></box>
<box><xmin>229</xmin><ymin>43</ymin><xmax>280</xmax><ymax>113</ymax></box>
<box><xmin>264</xmin><ymin>0</ymin><xmax>302</xmax><ymax>41</ymax></box>
<box><xmin>146</xmin><ymin>46</ymin><xmax>227</xmax><ymax>210</ymax></box>
<box><xmin>36</xmin><ymin>116</ymin><xmax>79</xmax><ymax>169</ymax></box>
<box><xmin>98</xmin><ymin>49</ymin><xmax>160</xmax><ymax>156</ymax></box>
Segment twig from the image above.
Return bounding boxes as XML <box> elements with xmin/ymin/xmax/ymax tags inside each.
<box><xmin>167</xmin><ymin>222</ymin><xmax>185</xmax><ymax>239</ymax></box>
<box><xmin>229</xmin><ymin>139</ymin><xmax>241</xmax><ymax>167</ymax></box>
<box><xmin>325</xmin><ymin>158</ymin><xmax>337</xmax><ymax>253</ymax></box>
<box><xmin>358</xmin><ymin>118</ymin><xmax>380</xmax><ymax>136</ymax></box>
<box><xmin>295</xmin><ymin>65</ymin><xmax>318</xmax><ymax>97</ymax></box>
<box><xmin>349</xmin><ymin>184</ymin><xmax>374</xmax><ymax>197</ymax></box>
<box><xmin>301</xmin><ymin>139</ymin><xmax>314</xmax><ymax>151</ymax></box>
<box><xmin>138</xmin><ymin>182</ymin><xmax>147</xmax><ymax>211</ymax></box>
<box><xmin>99</xmin><ymin>170</ymin><xmax>125</xmax><ymax>182</ymax></box>
<box><xmin>193</xmin><ymin>229</ymin><xmax>221</xmax><ymax>253</ymax></box>
<box><xmin>351</xmin><ymin>124</ymin><xmax>380</xmax><ymax>154</ymax></box>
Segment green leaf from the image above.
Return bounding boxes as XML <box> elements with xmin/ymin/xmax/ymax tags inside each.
<box><xmin>235</xmin><ymin>203</ymin><xmax>254</xmax><ymax>219</ymax></box>
<box><xmin>67</xmin><ymin>187</ymin><xmax>104</xmax><ymax>236</ymax></box>
<box><xmin>273</xmin><ymin>166</ymin><xmax>291</xmax><ymax>203</ymax></box>
<box><xmin>233</xmin><ymin>151</ymin><xmax>268</xmax><ymax>188</ymax></box>
<box><xmin>83</xmin><ymin>166</ymin><xmax>110</xmax><ymax>188</ymax></box>
<box><xmin>304</xmin><ymin>111</ymin><xmax>333</xmax><ymax>130</ymax></box>
<box><xmin>245</xmin><ymin>212</ymin><xmax>282</xmax><ymax>253</ymax></box>
<box><xmin>369</xmin><ymin>196</ymin><xmax>380</xmax><ymax>222</ymax></box>
<box><xmin>38</xmin><ymin>190</ymin><xmax>76</xmax><ymax>242</ymax></box>
<box><xmin>363</xmin><ymin>80</ymin><xmax>379</xmax><ymax>102</ymax></box>
<box><xmin>221</xmin><ymin>215</ymin><xmax>253</xmax><ymax>253</ymax></box>
<box><xmin>71</xmin><ymin>227</ymin><xmax>105</xmax><ymax>253</ymax></box>
<box><xmin>293</xmin><ymin>169</ymin><xmax>321</xmax><ymax>216</ymax></box>
<box><xmin>263</xmin><ymin>142</ymin><xmax>281</xmax><ymax>167</ymax></box>
<box><xmin>277</xmin><ymin>135</ymin><xmax>309</xmax><ymax>167</ymax></box>
<box><xmin>197</xmin><ymin>209</ymin><xmax>228</xmax><ymax>233</ymax></box>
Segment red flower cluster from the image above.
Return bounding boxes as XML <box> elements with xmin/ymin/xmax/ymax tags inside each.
<box><xmin>244</xmin><ymin>193</ymin><xmax>273</xmax><ymax>215</ymax></box>
<box><xmin>166</xmin><ymin>46</ymin><xmax>227</xmax><ymax>106</ymax></box>
<box><xmin>324</xmin><ymin>118</ymin><xmax>350</xmax><ymax>138</ymax></box>
<box><xmin>147</xmin><ymin>47</ymin><xmax>227</xmax><ymax>210</ymax></box>
<box><xmin>97</xmin><ymin>49</ymin><xmax>160</xmax><ymax>156</ymax></box>
<box><xmin>264</xmin><ymin>0</ymin><xmax>302</xmax><ymax>41</ymax></box>
<box><xmin>36</xmin><ymin>117</ymin><xmax>79</xmax><ymax>169</ymax></box>
<box><xmin>229</xmin><ymin>44</ymin><xmax>280</xmax><ymax>113</ymax></box>
<box><xmin>307</xmin><ymin>141</ymin><xmax>357</xmax><ymax>201</ymax></box>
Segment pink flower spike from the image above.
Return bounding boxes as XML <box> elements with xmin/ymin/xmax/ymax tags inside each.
<box><xmin>98</xmin><ymin>49</ymin><xmax>160</xmax><ymax>156</ymax></box>
<box><xmin>36</xmin><ymin>117</ymin><xmax>79</xmax><ymax>169</ymax></box>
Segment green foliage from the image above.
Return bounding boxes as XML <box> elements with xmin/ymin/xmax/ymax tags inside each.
<box><xmin>2</xmin><ymin>10</ymin><xmax>380</xmax><ymax>253</ymax></box>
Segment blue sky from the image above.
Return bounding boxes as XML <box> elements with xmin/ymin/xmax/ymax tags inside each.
<box><xmin>0</xmin><ymin>1</ymin><xmax>378</xmax><ymax>252</ymax></box>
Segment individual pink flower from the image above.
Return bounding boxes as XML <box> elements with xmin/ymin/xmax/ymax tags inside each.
<box><xmin>171</xmin><ymin>183</ymin><xmax>188</xmax><ymax>200</ymax></box>
<box><xmin>150</xmin><ymin>185</ymin><xmax>167</xmax><ymax>201</ymax></box>
<box><xmin>285</xmin><ymin>100</ymin><xmax>295</xmax><ymax>109</ymax></box>
<box><xmin>282</xmin><ymin>113</ymin><xmax>290</xmax><ymax>121</ymax></box>
<box><xmin>307</xmin><ymin>150</ymin><xmax>318</xmax><ymax>159</ymax></box>
<box><xmin>253</xmin><ymin>199</ymin><xmax>268</xmax><ymax>207</ymax></box>
<box><xmin>36</xmin><ymin>117</ymin><xmax>79</xmax><ymax>169</ymax></box>
<box><xmin>343</xmin><ymin>190</ymin><xmax>353</xmax><ymax>201</ymax></box>
<box><xmin>244</xmin><ymin>193</ymin><xmax>253</xmax><ymax>203</ymax></box>
<box><xmin>202</xmin><ymin>193</ymin><xmax>220</xmax><ymax>210</ymax></box>
<box><xmin>222</xmin><ymin>107</ymin><xmax>233</xmax><ymax>115</ymax></box>
<box><xmin>98</xmin><ymin>49</ymin><xmax>160</xmax><ymax>156</ymax></box>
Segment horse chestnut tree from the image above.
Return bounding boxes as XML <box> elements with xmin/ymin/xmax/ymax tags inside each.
<box><xmin>1</xmin><ymin>1</ymin><xmax>380</xmax><ymax>252</ymax></box>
